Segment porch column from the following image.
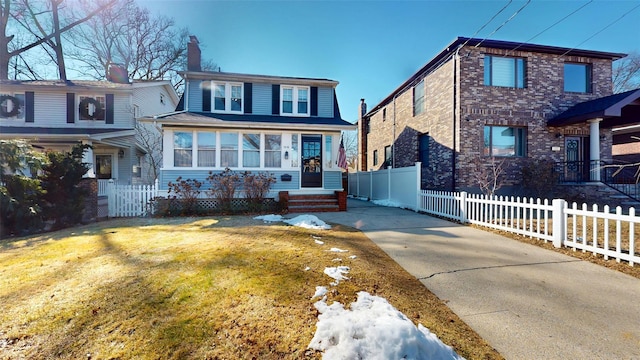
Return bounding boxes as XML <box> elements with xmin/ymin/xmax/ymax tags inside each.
<box><xmin>82</xmin><ymin>140</ymin><xmax>95</xmax><ymax>178</ymax></box>
<box><xmin>588</xmin><ymin>118</ymin><xmax>602</xmax><ymax>182</ymax></box>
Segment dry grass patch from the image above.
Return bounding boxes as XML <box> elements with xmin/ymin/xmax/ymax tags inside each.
<box><xmin>0</xmin><ymin>216</ymin><xmax>501</xmax><ymax>359</ymax></box>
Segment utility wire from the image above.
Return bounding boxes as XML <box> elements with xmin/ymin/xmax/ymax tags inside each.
<box><xmin>475</xmin><ymin>0</ymin><xmax>532</xmax><ymax>48</ymax></box>
<box><xmin>507</xmin><ymin>0</ymin><xmax>593</xmax><ymax>55</ymax></box>
<box><xmin>560</xmin><ymin>2</ymin><xmax>640</xmax><ymax>57</ymax></box>
<box><xmin>459</xmin><ymin>0</ymin><xmax>513</xmax><ymax>50</ymax></box>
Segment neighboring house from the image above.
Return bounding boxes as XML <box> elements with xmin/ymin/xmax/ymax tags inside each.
<box><xmin>0</xmin><ymin>79</ymin><xmax>178</xmax><ymax>185</ymax></box>
<box><xmin>145</xmin><ymin>36</ymin><xmax>355</xmax><ymax>200</ymax></box>
<box><xmin>358</xmin><ymin>37</ymin><xmax>640</xmax><ymax>195</ymax></box>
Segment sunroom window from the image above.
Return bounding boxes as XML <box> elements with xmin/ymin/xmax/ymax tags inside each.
<box><xmin>484</xmin><ymin>56</ymin><xmax>526</xmax><ymax>88</ymax></box>
<box><xmin>242</xmin><ymin>133</ymin><xmax>260</xmax><ymax>168</ymax></box>
<box><xmin>197</xmin><ymin>132</ymin><xmax>216</xmax><ymax>167</ymax></box>
<box><xmin>265</xmin><ymin>134</ymin><xmax>282</xmax><ymax>168</ymax></box>
<box><xmin>174</xmin><ymin>132</ymin><xmax>193</xmax><ymax>167</ymax></box>
<box><xmin>483</xmin><ymin>126</ymin><xmax>526</xmax><ymax>157</ymax></box>
<box><xmin>220</xmin><ymin>132</ymin><xmax>239</xmax><ymax>167</ymax></box>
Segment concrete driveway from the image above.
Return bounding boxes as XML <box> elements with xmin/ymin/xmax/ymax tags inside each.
<box><xmin>312</xmin><ymin>198</ymin><xmax>640</xmax><ymax>359</ymax></box>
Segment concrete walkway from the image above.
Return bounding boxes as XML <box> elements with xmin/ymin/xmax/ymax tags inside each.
<box><xmin>312</xmin><ymin>199</ymin><xmax>640</xmax><ymax>360</ymax></box>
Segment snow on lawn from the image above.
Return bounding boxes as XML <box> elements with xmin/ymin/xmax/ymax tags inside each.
<box><xmin>254</xmin><ymin>214</ymin><xmax>331</xmax><ymax>230</ymax></box>
<box><xmin>323</xmin><ymin>266</ymin><xmax>350</xmax><ymax>284</ymax></box>
<box><xmin>308</xmin><ymin>292</ymin><xmax>465</xmax><ymax>360</ymax></box>
<box><xmin>328</xmin><ymin>248</ymin><xmax>348</xmax><ymax>253</ymax></box>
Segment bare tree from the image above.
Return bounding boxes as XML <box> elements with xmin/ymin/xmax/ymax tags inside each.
<box><xmin>135</xmin><ymin>121</ymin><xmax>162</xmax><ymax>183</ymax></box>
<box><xmin>342</xmin><ymin>130</ymin><xmax>358</xmax><ymax>171</ymax></box>
<box><xmin>0</xmin><ymin>0</ymin><xmax>116</xmax><ymax>80</ymax></box>
<box><xmin>469</xmin><ymin>155</ymin><xmax>506</xmax><ymax>197</ymax></box>
<box><xmin>613</xmin><ymin>52</ymin><xmax>640</xmax><ymax>93</ymax></box>
<box><xmin>66</xmin><ymin>0</ymin><xmax>216</xmax><ymax>90</ymax></box>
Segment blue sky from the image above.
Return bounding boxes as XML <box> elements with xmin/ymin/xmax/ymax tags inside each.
<box><xmin>140</xmin><ymin>0</ymin><xmax>640</xmax><ymax>122</ymax></box>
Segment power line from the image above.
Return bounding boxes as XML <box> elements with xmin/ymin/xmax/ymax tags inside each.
<box><xmin>475</xmin><ymin>0</ymin><xmax>532</xmax><ymax>48</ymax></box>
<box><xmin>507</xmin><ymin>0</ymin><xmax>593</xmax><ymax>55</ymax></box>
<box><xmin>459</xmin><ymin>0</ymin><xmax>513</xmax><ymax>50</ymax></box>
<box><xmin>560</xmin><ymin>2</ymin><xmax>640</xmax><ymax>57</ymax></box>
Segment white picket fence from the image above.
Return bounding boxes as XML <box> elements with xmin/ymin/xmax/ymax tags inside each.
<box><xmin>348</xmin><ymin>165</ymin><xmax>640</xmax><ymax>266</ymax></box>
<box><xmin>104</xmin><ymin>179</ymin><xmax>158</xmax><ymax>217</ymax></box>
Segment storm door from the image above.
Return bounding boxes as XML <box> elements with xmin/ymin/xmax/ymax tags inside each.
<box><xmin>96</xmin><ymin>154</ymin><xmax>113</xmax><ymax>179</ymax></box>
<box><xmin>301</xmin><ymin>135</ymin><xmax>322</xmax><ymax>187</ymax></box>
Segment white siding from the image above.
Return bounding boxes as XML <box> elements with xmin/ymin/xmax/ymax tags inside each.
<box><xmin>318</xmin><ymin>87</ymin><xmax>333</xmax><ymax>117</ymax></box>
<box><xmin>252</xmin><ymin>83</ymin><xmax>272</xmax><ymax>115</ymax></box>
<box><xmin>132</xmin><ymin>85</ymin><xmax>178</xmax><ymax>117</ymax></box>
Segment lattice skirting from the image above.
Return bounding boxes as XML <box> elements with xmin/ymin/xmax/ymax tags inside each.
<box><xmin>153</xmin><ymin>198</ymin><xmax>280</xmax><ymax>216</ymax></box>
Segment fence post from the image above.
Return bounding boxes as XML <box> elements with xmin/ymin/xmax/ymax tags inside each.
<box><xmin>459</xmin><ymin>191</ymin><xmax>468</xmax><ymax>223</ymax></box>
<box><xmin>552</xmin><ymin>198</ymin><xmax>566</xmax><ymax>248</ymax></box>
<box><xmin>415</xmin><ymin>162</ymin><xmax>421</xmax><ymax>212</ymax></box>
<box><xmin>107</xmin><ymin>179</ymin><xmax>115</xmax><ymax>217</ymax></box>
<box><xmin>387</xmin><ymin>166</ymin><xmax>392</xmax><ymax>201</ymax></box>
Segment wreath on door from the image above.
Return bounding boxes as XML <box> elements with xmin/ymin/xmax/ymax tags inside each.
<box><xmin>79</xmin><ymin>97</ymin><xmax>103</xmax><ymax>120</ymax></box>
<box><xmin>0</xmin><ymin>95</ymin><xmax>21</xmax><ymax>118</ymax></box>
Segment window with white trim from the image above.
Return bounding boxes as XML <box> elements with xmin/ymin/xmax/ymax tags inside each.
<box><xmin>242</xmin><ymin>133</ymin><xmax>260</xmax><ymax>168</ymax></box>
<box><xmin>220</xmin><ymin>132</ymin><xmax>239</xmax><ymax>167</ymax></box>
<box><xmin>0</xmin><ymin>93</ymin><xmax>25</xmax><ymax>119</ymax></box>
<box><xmin>79</xmin><ymin>95</ymin><xmax>106</xmax><ymax>120</ymax></box>
<box><xmin>265</xmin><ymin>134</ymin><xmax>282</xmax><ymax>168</ymax></box>
<box><xmin>174</xmin><ymin>132</ymin><xmax>193</xmax><ymax>167</ymax></box>
<box><xmin>281</xmin><ymin>85</ymin><xmax>310</xmax><ymax>116</ymax></box>
<box><xmin>212</xmin><ymin>81</ymin><xmax>243</xmax><ymax>113</ymax></box>
<box><xmin>197</xmin><ymin>132</ymin><xmax>216</xmax><ymax>167</ymax></box>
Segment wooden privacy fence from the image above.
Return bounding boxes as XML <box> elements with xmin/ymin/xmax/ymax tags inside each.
<box><xmin>105</xmin><ymin>179</ymin><xmax>158</xmax><ymax>217</ymax></box>
<box><xmin>348</xmin><ymin>165</ymin><xmax>639</xmax><ymax>266</ymax></box>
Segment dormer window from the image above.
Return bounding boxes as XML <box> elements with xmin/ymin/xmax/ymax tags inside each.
<box><xmin>79</xmin><ymin>95</ymin><xmax>105</xmax><ymax>120</ymax></box>
<box><xmin>0</xmin><ymin>93</ymin><xmax>25</xmax><ymax>119</ymax></box>
<box><xmin>281</xmin><ymin>85</ymin><xmax>309</xmax><ymax>116</ymax></box>
<box><xmin>212</xmin><ymin>81</ymin><xmax>243</xmax><ymax>113</ymax></box>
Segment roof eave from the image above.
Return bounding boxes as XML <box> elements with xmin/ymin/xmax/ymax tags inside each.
<box><xmin>179</xmin><ymin>71</ymin><xmax>339</xmax><ymax>87</ymax></box>
<box><xmin>147</xmin><ymin>117</ymin><xmax>355</xmax><ymax>132</ymax></box>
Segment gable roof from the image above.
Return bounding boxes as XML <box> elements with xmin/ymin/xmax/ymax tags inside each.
<box><xmin>548</xmin><ymin>88</ymin><xmax>640</xmax><ymax>127</ymax></box>
<box><xmin>365</xmin><ymin>37</ymin><xmax>627</xmax><ymax>117</ymax></box>
<box><xmin>179</xmin><ymin>70</ymin><xmax>339</xmax><ymax>87</ymax></box>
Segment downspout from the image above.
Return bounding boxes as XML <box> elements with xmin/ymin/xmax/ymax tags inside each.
<box><xmin>392</xmin><ymin>94</ymin><xmax>397</xmax><ymax>169</ymax></box>
<box><xmin>184</xmin><ymin>74</ymin><xmax>189</xmax><ymax>111</ymax></box>
<box><xmin>451</xmin><ymin>47</ymin><xmax>460</xmax><ymax>192</ymax></box>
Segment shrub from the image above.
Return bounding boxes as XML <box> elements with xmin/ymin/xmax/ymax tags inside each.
<box><xmin>166</xmin><ymin>177</ymin><xmax>203</xmax><ymax>215</ymax></box>
<box><xmin>207</xmin><ymin>168</ymin><xmax>241</xmax><ymax>212</ymax></box>
<box><xmin>0</xmin><ymin>175</ymin><xmax>45</xmax><ymax>237</ymax></box>
<box><xmin>39</xmin><ymin>144</ymin><xmax>91</xmax><ymax>230</ymax></box>
<box><xmin>521</xmin><ymin>159</ymin><xmax>560</xmax><ymax>199</ymax></box>
<box><xmin>242</xmin><ymin>171</ymin><xmax>276</xmax><ymax>210</ymax></box>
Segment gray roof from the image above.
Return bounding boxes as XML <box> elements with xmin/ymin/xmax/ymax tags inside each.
<box><xmin>548</xmin><ymin>88</ymin><xmax>640</xmax><ymax>127</ymax></box>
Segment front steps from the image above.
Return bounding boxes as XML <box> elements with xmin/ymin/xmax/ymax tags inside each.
<box><xmin>279</xmin><ymin>191</ymin><xmax>347</xmax><ymax>213</ymax></box>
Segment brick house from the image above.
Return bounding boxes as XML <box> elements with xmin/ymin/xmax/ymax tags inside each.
<box><xmin>358</xmin><ymin>37</ymin><xmax>640</xmax><ymax>195</ymax></box>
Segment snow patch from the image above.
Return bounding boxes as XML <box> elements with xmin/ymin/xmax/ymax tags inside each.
<box><xmin>308</xmin><ymin>292</ymin><xmax>465</xmax><ymax>360</ymax></box>
<box><xmin>253</xmin><ymin>214</ymin><xmax>283</xmax><ymax>223</ymax></box>
<box><xmin>349</xmin><ymin>255</ymin><xmax>357</xmax><ymax>259</ymax></box>
<box><xmin>315</xmin><ymin>239</ymin><xmax>325</xmax><ymax>245</ymax></box>
<box><xmin>372</xmin><ymin>199</ymin><xmax>404</xmax><ymax>208</ymax></box>
<box><xmin>324</xmin><ymin>266</ymin><xmax>350</xmax><ymax>284</ymax></box>
<box><xmin>284</xmin><ymin>215</ymin><xmax>331</xmax><ymax>230</ymax></box>
<box><xmin>328</xmin><ymin>248</ymin><xmax>348</xmax><ymax>253</ymax></box>
<box><xmin>312</xmin><ymin>286</ymin><xmax>328</xmax><ymax>299</ymax></box>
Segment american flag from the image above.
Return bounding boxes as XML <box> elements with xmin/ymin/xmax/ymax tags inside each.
<box><xmin>337</xmin><ymin>135</ymin><xmax>348</xmax><ymax>170</ymax></box>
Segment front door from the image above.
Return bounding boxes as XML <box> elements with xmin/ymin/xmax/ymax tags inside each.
<box><xmin>565</xmin><ymin>137</ymin><xmax>589</xmax><ymax>182</ymax></box>
<box><xmin>95</xmin><ymin>154</ymin><xmax>113</xmax><ymax>179</ymax></box>
<box><xmin>301</xmin><ymin>135</ymin><xmax>322</xmax><ymax>188</ymax></box>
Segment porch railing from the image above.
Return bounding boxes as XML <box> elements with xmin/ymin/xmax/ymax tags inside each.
<box><xmin>555</xmin><ymin>161</ymin><xmax>640</xmax><ymax>202</ymax></box>
<box><xmin>601</xmin><ymin>161</ymin><xmax>640</xmax><ymax>202</ymax></box>
<box><xmin>554</xmin><ymin>160</ymin><xmax>602</xmax><ymax>183</ymax></box>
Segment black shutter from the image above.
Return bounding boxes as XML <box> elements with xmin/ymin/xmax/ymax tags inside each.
<box><xmin>105</xmin><ymin>94</ymin><xmax>114</xmax><ymax>124</ymax></box>
<box><xmin>202</xmin><ymin>81</ymin><xmax>211</xmax><ymax>112</ymax></box>
<box><xmin>311</xmin><ymin>86</ymin><xmax>318</xmax><ymax>116</ymax></box>
<box><xmin>244</xmin><ymin>82</ymin><xmax>252</xmax><ymax>114</ymax></box>
<box><xmin>272</xmin><ymin>84</ymin><xmax>280</xmax><ymax>115</ymax></box>
<box><xmin>67</xmin><ymin>93</ymin><xmax>75</xmax><ymax>123</ymax></box>
<box><xmin>25</xmin><ymin>91</ymin><xmax>34</xmax><ymax>123</ymax></box>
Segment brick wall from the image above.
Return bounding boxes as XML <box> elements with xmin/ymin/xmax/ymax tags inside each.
<box><xmin>362</xmin><ymin>43</ymin><xmax>615</xmax><ymax>192</ymax></box>
<box><xmin>79</xmin><ymin>178</ymin><xmax>98</xmax><ymax>223</ymax></box>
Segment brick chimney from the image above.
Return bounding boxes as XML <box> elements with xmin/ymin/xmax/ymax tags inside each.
<box><xmin>107</xmin><ymin>64</ymin><xmax>129</xmax><ymax>84</ymax></box>
<box><xmin>187</xmin><ymin>35</ymin><xmax>201</xmax><ymax>71</ymax></box>
<box><xmin>358</xmin><ymin>99</ymin><xmax>368</xmax><ymax>171</ymax></box>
